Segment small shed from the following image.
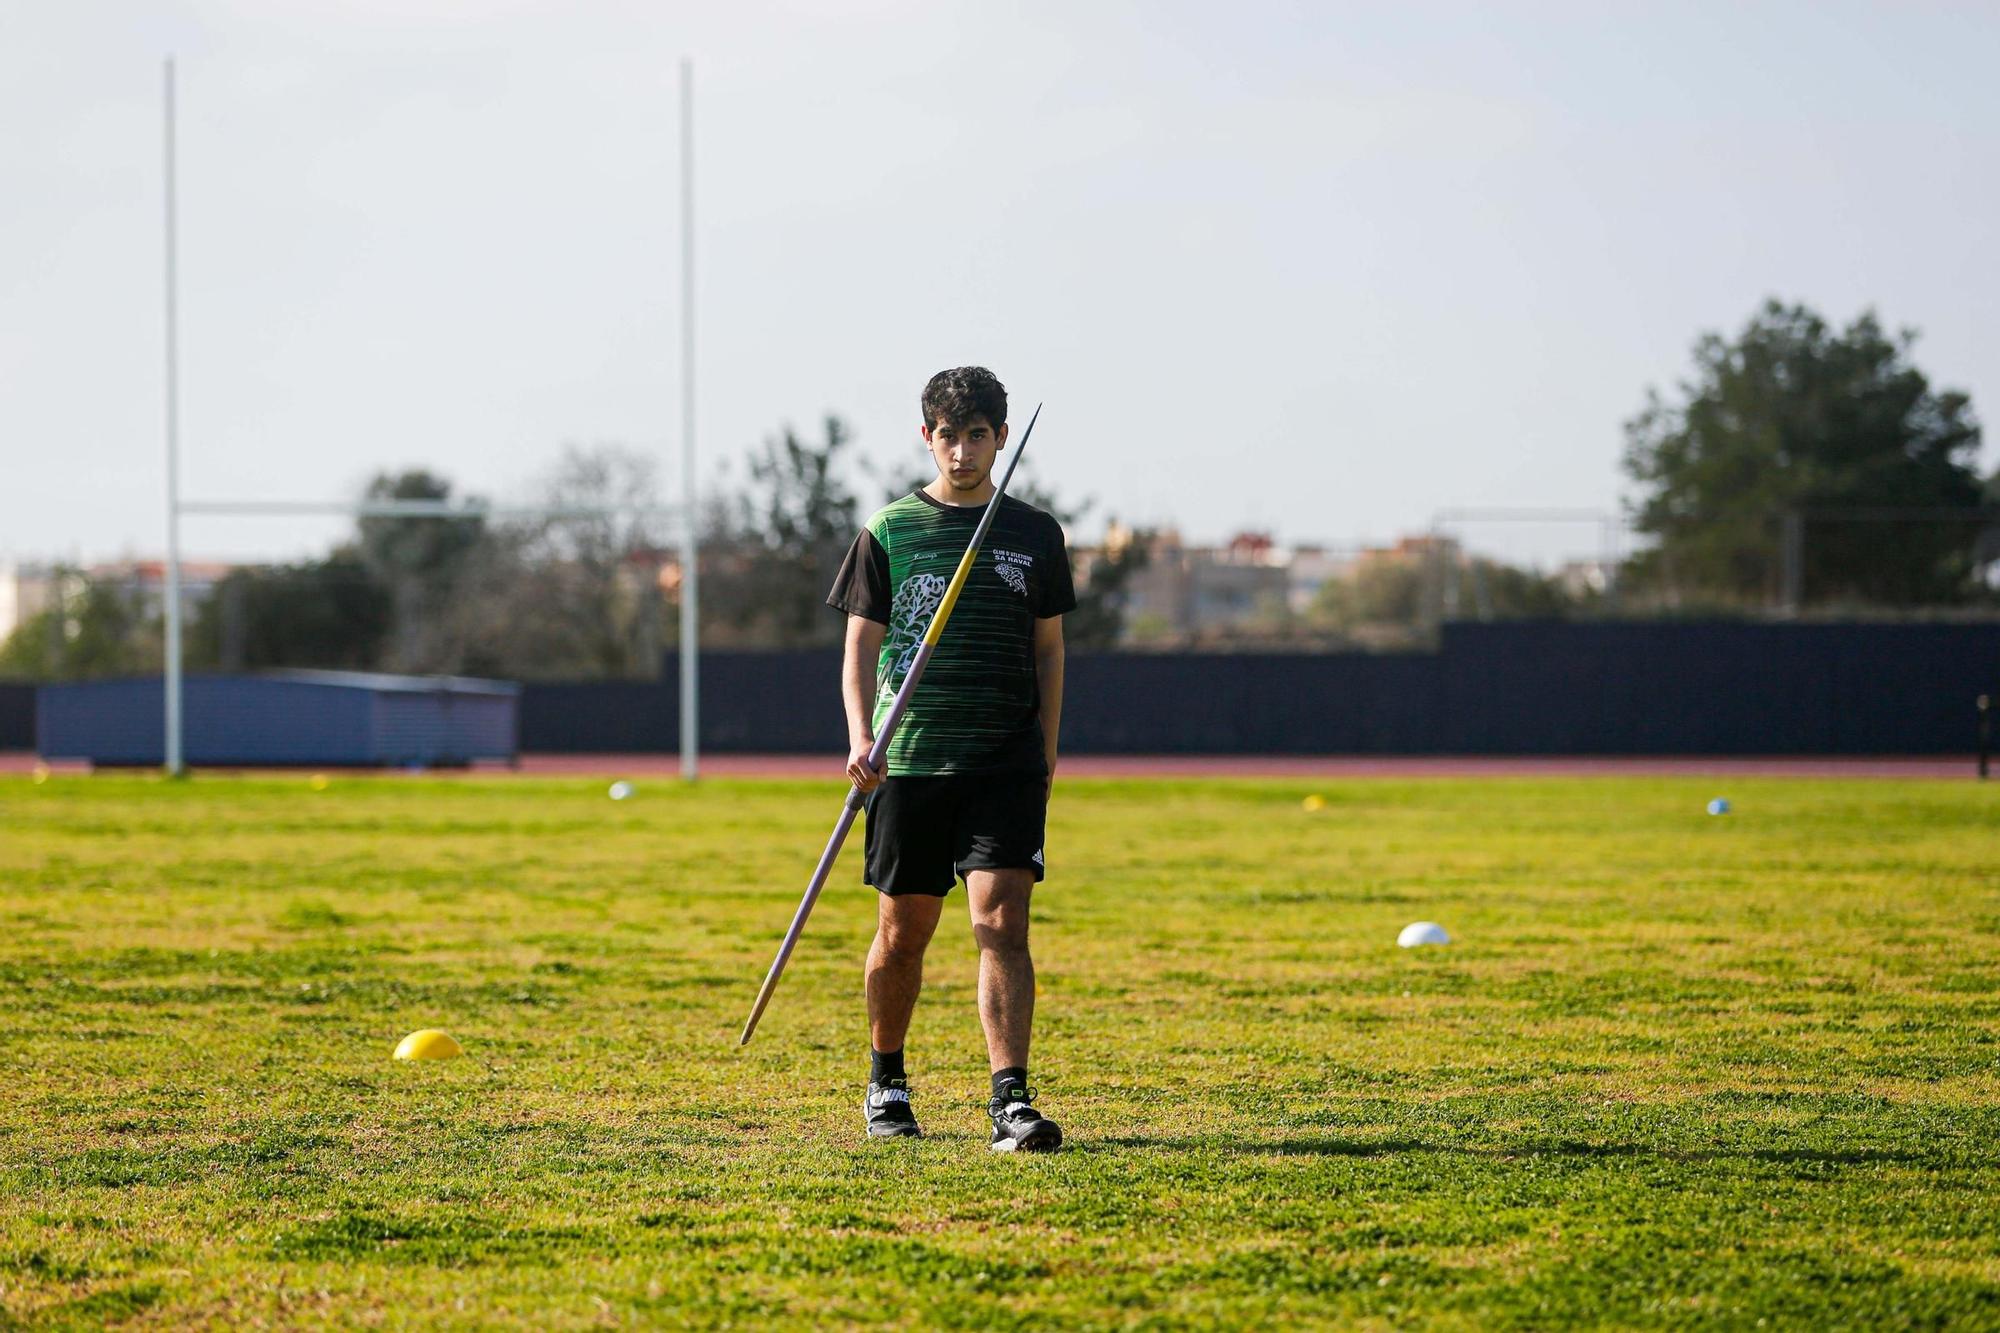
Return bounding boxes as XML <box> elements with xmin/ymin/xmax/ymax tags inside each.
<box><xmin>37</xmin><ymin>670</ymin><xmax>520</xmax><ymax>767</ymax></box>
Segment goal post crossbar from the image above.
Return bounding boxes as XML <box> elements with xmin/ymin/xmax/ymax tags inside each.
<box><xmin>180</xmin><ymin>499</ymin><xmax>690</xmax><ymax>523</ymax></box>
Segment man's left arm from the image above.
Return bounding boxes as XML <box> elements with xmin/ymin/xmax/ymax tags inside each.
<box><xmin>1034</xmin><ymin>614</ymin><xmax>1065</xmax><ymax>797</ymax></box>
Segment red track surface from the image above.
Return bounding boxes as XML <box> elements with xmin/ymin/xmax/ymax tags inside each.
<box><xmin>3</xmin><ymin>751</ymin><xmax>1975</xmax><ymax>780</ymax></box>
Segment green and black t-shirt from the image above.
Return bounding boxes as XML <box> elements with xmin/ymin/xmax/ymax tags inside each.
<box><xmin>827</xmin><ymin>490</ymin><xmax>1076</xmax><ymax>777</ymax></box>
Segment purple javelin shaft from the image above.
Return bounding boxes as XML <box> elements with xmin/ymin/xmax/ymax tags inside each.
<box><xmin>738</xmin><ymin>406</ymin><xmax>1041</xmax><ymax>1045</ymax></box>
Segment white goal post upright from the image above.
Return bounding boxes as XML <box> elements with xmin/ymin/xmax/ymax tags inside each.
<box><xmin>678</xmin><ymin>58</ymin><xmax>699</xmax><ymax>783</ymax></box>
<box><xmin>162</xmin><ymin>59</ymin><xmax>185</xmax><ymax>776</ymax></box>
<box><xmin>157</xmin><ymin>59</ymin><xmax>705</xmax><ymax>777</ymax></box>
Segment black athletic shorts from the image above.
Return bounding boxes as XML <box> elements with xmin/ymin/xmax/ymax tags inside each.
<box><xmin>862</xmin><ymin>770</ymin><xmax>1048</xmax><ymax>897</ymax></box>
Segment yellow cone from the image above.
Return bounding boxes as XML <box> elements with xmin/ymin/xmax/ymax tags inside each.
<box><xmin>393</xmin><ymin>1029</ymin><xmax>464</xmax><ymax>1061</ymax></box>
<box><xmin>1301</xmin><ymin>794</ymin><xmax>1326</xmax><ymax>812</ymax></box>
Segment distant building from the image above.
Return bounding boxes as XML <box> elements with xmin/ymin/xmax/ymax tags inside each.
<box><xmin>1556</xmin><ymin>559</ymin><xmax>1614</xmax><ymax>598</ymax></box>
<box><xmin>1070</xmin><ymin>529</ymin><xmax>1594</xmax><ymax>643</ymax></box>
<box><xmin>0</xmin><ymin>562</ymin><xmax>57</xmax><ymax>642</ymax></box>
<box><xmin>1119</xmin><ymin>530</ymin><xmax>1292</xmax><ymax>639</ymax></box>
<box><xmin>84</xmin><ymin>559</ymin><xmax>234</xmax><ymax>616</ymax></box>
<box><xmin>0</xmin><ymin>559</ymin><xmax>237</xmax><ymax>648</ymax></box>
<box><xmin>1364</xmin><ymin>534</ymin><xmax>1462</xmax><ymax>565</ymax></box>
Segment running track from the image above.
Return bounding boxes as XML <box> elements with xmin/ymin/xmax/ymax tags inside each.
<box><xmin>1</xmin><ymin>751</ymin><xmax>1978</xmax><ymax>780</ymax></box>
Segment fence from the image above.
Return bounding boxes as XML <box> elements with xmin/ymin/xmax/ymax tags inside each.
<box><xmin>512</xmin><ymin>622</ymin><xmax>2000</xmax><ymax>756</ymax></box>
<box><xmin>12</xmin><ymin>622</ymin><xmax>1994</xmax><ymax>757</ymax></box>
<box><xmin>0</xmin><ymin>684</ymin><xmax>33</xmax><ymax>749</ymax></box>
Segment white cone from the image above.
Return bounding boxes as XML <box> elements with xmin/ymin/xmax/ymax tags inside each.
<box><xmin>1397</xmin><ymin>921</ymin><xmax>1450</xmax><ymax>948</ymax></box>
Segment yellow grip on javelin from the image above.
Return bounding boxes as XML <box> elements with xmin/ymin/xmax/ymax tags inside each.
<box><xmin>921</xmin><ymin>543</ymin><xmax>984</xmax><ymax>649</ymax></box>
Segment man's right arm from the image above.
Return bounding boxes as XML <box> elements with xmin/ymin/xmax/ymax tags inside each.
<box><xmin>842</xmin><ymin>614</ymin><xmax>887</xmax><ymax>792</ymax></box>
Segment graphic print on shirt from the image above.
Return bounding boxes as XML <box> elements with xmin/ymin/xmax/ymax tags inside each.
<box><xmin>993</xmin><ymin>547</ymin><xmax>1033</xmax><ymax>598</ymax></box>
<box><xmin>879</xmin><ymin>572</ymin><xmax>949</xmax><ymax>707</ymax></box>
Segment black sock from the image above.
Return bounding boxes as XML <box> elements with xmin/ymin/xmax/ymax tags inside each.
<box><xmin>991</xmin><ymin>1066</ymin><xmax>1028</xmax><ymax>1102</ymax></box>
<box><xmin>871</xmin><ymin>1048</ymin><xmax>905</xmax><ymax>1084</ymax></box>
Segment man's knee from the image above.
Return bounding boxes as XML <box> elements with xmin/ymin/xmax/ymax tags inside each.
<box><xmin>968</xmin><ymin>877</ymin><xmax>1033</xmax><ymax>956</ymax></box>
<box><xmin>874</xmin><ymin>927</ymin><xmax>931</xmax><ymax>965</ymax></box>
<box><xmin>874</xmin><ymin>897</ymin><xmax>941</xmax><ymax>962</ymax></box>
<box><xmin>972</xmin><ymin>917</ymin><xmax>1029</xmax><ymax>958</ymax></box>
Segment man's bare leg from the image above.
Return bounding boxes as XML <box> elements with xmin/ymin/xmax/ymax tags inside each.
<box><xmin>968</xmin><ymin>867</ymin><xmax>1061</xmax><ymax>1150</ymax></box>
<box><xmin>966</xmin><ymin>869</ymin><xmax>1036</xmax><ymax>1072</ymax></box>
<box><xmin>866</xmin><ymin>892</ymin><xmax>943</xmax><ymax>1055</ymax></box>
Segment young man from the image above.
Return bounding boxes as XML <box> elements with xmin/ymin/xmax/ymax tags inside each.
<box><xmin>825</xmin><ymin>366</ymin><xmax>1075</xmax><ymax>1152</ymax></box>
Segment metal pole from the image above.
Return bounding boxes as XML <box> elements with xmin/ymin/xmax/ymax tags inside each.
<box><xmin>678</xmin><ymin>58</ymin><xmax>699</xmax><ymax>782</ymax></box>
<box><xmin>163</xmin><ymin>59</ymin><xmax>186</xmax><ymax>777</ymax></box>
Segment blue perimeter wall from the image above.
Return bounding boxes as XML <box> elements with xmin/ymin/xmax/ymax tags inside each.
<box><xmin>0</xmin><ymin>684</ymin><xmax>31</xmax><ymax>750</ymax></box>
<box><xmin>518</xmin><ymin>621</ymin><xmax>2000</xmax><ymax>756</ymax></box>
<box><xmin>29</xmin><ymin>676</ymin><xmax>519</xmax><ymax>766</ymax></box>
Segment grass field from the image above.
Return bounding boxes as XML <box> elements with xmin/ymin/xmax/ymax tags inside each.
<box><xmin>3</xmin><ymin>772</ymin><xmax>1997</xmax><ymax>1329</ymax></box>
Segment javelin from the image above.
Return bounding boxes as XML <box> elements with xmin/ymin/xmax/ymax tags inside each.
<box><xmin>738</xmin><ymin>403</ymin><xmax>1043</xmax><ymax>1045</ymax></box>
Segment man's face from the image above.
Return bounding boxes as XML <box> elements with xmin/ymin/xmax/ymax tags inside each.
<box><xmin>922</xmin><ymin>415</ymin><xmax>1009</xmax><ymax>494</ymax></box>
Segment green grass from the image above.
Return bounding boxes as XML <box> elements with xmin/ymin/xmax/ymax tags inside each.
<box><xmin>2</xmin><ymin>772</ymin><xmax>1997</xmax><ymax>1329</ymax></box>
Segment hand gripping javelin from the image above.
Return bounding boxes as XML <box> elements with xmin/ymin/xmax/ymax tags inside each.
<box><xmin>738</xmin><ymin>403</ymin><xmax>1043</xmax><ymax>1045</ymax></box>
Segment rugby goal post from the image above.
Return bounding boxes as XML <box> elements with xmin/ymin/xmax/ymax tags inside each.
<box><xmin>157</xmin><ymin>58</ymin><xmax>703</xmax><ymax>777</ymax></box>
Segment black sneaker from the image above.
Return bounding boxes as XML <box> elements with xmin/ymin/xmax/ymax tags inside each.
<box><xmin>864</xmin><ymin>1078</ymin><xmax>922</xmax><ymax>1139</ymax></box>
<box><xmin>988</xmin><ymin>1083</ymin><xmax>1063</xmax><ymax>1153</ymax></box>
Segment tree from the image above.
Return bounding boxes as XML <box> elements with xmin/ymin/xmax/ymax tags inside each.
<box><xmin>1622</xmin><ymin>301</ymin><xmax>1985</xmax><ymax>606</ymax></box>
<box><xmin>1464</xmin><ymin>559</ymin><xmax>1578</xmax><ymax>620</ymax></box>
<box><xmin>460</xmin><ymin>445</ymin><xmax>671</xmax><ymax>678</ymax></box>
<box><xmin>188</xmin><ymin>553</ymin><xmax>392</xmax><ymax>671</ymax></box>
<box><xmin>705</xmin><ymin>417</ymin><xmax>863</xmax><ymax>647</ymax></box>
<box><xmin>1977</xmin><ymin>468</ymin><xmax>2000</xmax><ymax>589</ymax></box>
<box><xmin>1312</xmin><ymin>555</ymin><xmax>1427</xmax><ymax>631</ymax></box>
<box><xmin>0</xmin><ymin>572</ymin><xmax>159</xmax><ymax>680</ymax></box>
<box><xmin>356</xmin><ymin>471</ymin><xmax>488</xmax><ymax>672</ymax></box>
<box><xmin>1310</xmin><ymin>549</ymin><xmax>1577</xmax><ymax>637</ymax></box>
<box><xmin>1065</xmin><ymin>526</ymin><xmax>1151</xmax><ymax>650</ymax></box>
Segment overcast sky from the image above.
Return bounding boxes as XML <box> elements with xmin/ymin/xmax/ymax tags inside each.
<box><xmin>4</xmin><ymin>0</ymin><xmax>1995</xmax><ymax>568</ymax></box>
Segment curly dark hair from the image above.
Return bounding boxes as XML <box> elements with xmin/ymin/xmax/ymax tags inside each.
<box><xmin>920</xmin><ymin>366</ymin><xmax>1008</xmax><ymax>433</ymax></box>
